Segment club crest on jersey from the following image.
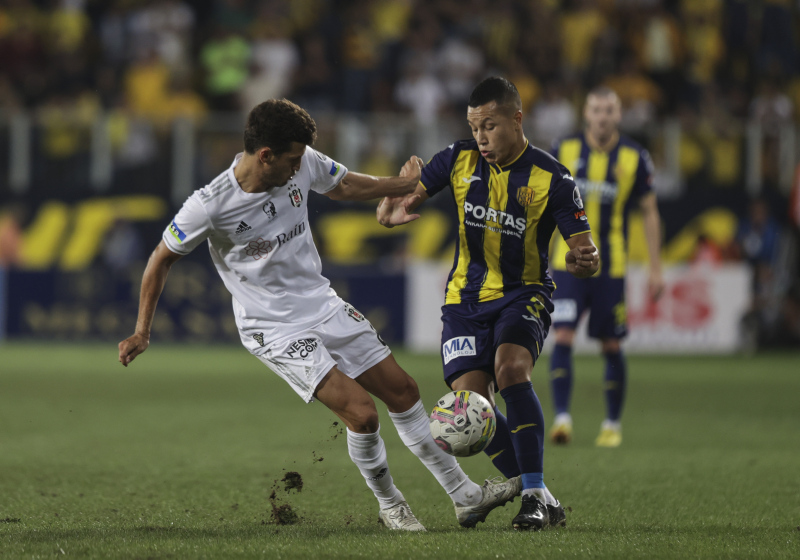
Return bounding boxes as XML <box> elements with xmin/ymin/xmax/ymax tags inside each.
<box><xmin>252</xmin><ymin>332</ymin><xmax>265</xmax><ymax>347</ymax></box>
<box><xmin>516</xmin><ymin>186</ymin><xmax>535</xmax><ymax>206</ymax></box>
<box><xmin>442</xmin><ymin>336</ymin><xmax>476</xmax><ymax>365</ymax></box>
<box><xmin>287</xmin><ymin>338</ymin><xmax>318</xmax><ymax>359</ymax></box>
<box><xmin>262</xmin><ymin>201</ymin><xmax>277</xmax><ymax>220</ymax></box>
<box><xmin>344</xmin><ymin>303</ymin><xmax>365</xmax><ymax>322</ymax></box>
<box><xmin>289</xmin><ymin>188</ymin><xmax>303</xmax><ymax>207</ymax></box>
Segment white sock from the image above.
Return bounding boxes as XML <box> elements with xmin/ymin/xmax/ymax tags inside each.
<box><xmin>602</xmin><ymin>419</ymin><xmax>621</xmax><ymax>431</ymax></box>
<box><xmin>522</xmin><ymin>487</ymin><xmax>548</xmax><ymax>503</ymax></box>
<box><xmin>388</xmin><ymin>399</ymin><xmax>482</xmax><ymax>506</ymax></box>
<box><xmin>346</xmin><ymin>427</ymin><xmax>403</xmax><ymax>509</ymax></box>
<box><xmin>554</xmin><ymin>412</ymin><xmax>573</xmax><ymax>426</ymax></box>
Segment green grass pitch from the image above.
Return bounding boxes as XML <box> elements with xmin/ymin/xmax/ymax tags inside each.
<box><xmin>1</xmin><ymin>342</ymin><xmax>798</xmax><ymax>559</ymax></box>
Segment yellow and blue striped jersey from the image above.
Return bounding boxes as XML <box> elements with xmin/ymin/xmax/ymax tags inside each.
<box><xmin>421</xmin><ymin>139</ymin><xmax>591</xmax><ymax>305</ymax></box>
<box><xmin>550</xmin><ymin>133</ymin><xmax>654</xmax><ymax>278</ymax></box>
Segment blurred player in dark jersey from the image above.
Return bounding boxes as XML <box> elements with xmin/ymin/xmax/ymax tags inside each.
<box><xmin>548</xmin><ymin>87</ymin><xmax>664</xmax><ymax>448</ymax></box>
<box><xmin>377</xmin><ymin>77</ymin><xmax>599</xmax><ymax>530</ymax></box>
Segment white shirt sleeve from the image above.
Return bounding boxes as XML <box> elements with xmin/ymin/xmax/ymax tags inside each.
<box><xmin>305</xmin><ymin>147</ymin><xmax>348</xmax><ymax>194</ymax></box>
<box><xmin>162</xmin><ymin>193</ymin><xmax>213</xmax><ymax>255</ymax></box>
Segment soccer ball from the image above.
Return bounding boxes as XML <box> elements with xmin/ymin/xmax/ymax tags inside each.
<box><xmin>429</xmin><ymin>391</ymin><xmax>496</xmax><ymax>457</ymax></box>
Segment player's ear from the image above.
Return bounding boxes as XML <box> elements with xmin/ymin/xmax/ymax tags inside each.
<box><xmin>259</xmin><ymin>147</ymin><xmax>275</xmax><ymax>164</ymax></box>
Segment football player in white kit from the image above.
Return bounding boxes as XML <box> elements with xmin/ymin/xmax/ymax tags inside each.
<box><xmin>118</xmin><ymin>99</ymin><xmax>520</xmax><ymax>531</ymax></box>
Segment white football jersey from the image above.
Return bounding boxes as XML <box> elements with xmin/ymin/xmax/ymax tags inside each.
<box><xmin>162</xmin><ymin>147</ymin><xmax>349</xmax><ymax>354</ymax></box>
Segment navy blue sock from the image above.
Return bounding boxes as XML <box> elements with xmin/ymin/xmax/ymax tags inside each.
<box><xmin>482</xmin><ymin>406</ymin><xmax>521</xmax><ymax>478</ymax></box>
<box><xmin>603</xmin><ymin>350</ymin><xmax>627</xmax><ymax>421</ymax></box>
<box><xmin>550</xmin><ymin>343</ymin><xmax>574</xmax><ymax>415</ymax></box>
<box><xmin>499</xmin><ymin>381</ymin><xmax>545</xmax><ymax>486</ymax></box>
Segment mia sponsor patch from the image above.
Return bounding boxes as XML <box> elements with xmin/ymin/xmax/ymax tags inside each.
<box><xmin>289</xmin><ymin>188</ymin><xmax>303</xmax><ymax>207</ymax></box>
<box><xmin>329</xmin><ymin>161</ymin><xmax>341</xmax><ymax>177</ymax></box>
<box><xmin>551</xmin><ymin>299</ymin><xmax>578</xmax><ymax>322</ymax></box>
<box><xmin>287</xmin><ymin>338</ymin><xmax>318</xmax><ymax>359</ymax></box>
<box><xmin>252</xmin><ymin>332</ymin><xmax>265</xmax><ymax>347</ymax></box>
<box><xmin>169</xmin><ymin>221</ymin><xmax>186</xmax><ymax>243</ymax></box>
<box><xmin>442</xmin><ymin>336</ymin><xmax>476</xmax><ymax>365</ymax></box>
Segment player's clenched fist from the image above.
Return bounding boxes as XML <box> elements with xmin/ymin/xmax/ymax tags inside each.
<box><xmin>565</xmin><ymin>245</ymin><xmax>599</xmax><ymax>279</ymax></box>
<box><xmin>399</xmin><ymin>155</ymin><xmax>424</xmax><ymax>185</ymax></box>
<box><xmin>118</xmin><ymin>333</ymin><xmax>149</xmax><ymax>367</ymax></box>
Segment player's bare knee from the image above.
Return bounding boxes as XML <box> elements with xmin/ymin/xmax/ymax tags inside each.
<box><xmin>554</xmin><ymin>328</ymin><xmax>575</xmax><ymax>346</ymax></box>
<box><xmin>349</xmin><ymin>405</ymin><xmax>380</xmax><ymax>433</ymax></box>
<box><xmin>602</xmin><ymin>338</ymin><xmax>621</xmax><ymax>353</ymax></box>
<box><xmin>495</xmin><ymin>359</ymin><xmax>532</xmax><ymax>390</ymax></box>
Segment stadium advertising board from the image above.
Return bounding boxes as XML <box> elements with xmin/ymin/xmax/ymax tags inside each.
<box><xmin>406</xmin><ymin>262</ymin><xmax>752</xmax><ymax>354</ymax></box>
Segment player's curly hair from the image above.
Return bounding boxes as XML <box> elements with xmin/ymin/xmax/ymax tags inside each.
<box><xmin>468</xmin><ymin>77</ymin><xmax>521</xmax><ymax>112</ymax></box>
<box><xmin>244</xmin><ymin>99</ymin><xmax>317</xmax><ymax>155</ymax></box>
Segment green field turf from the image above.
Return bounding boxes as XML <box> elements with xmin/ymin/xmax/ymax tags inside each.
<box><xmin>0</xmin><ymin>343</ymin><xmax>798</xmax><ymax>559</ymax></box>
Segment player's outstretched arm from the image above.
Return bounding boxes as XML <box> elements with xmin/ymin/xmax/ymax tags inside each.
<box><xmin>325</xmin><ymin>156</ymin><xmax>423</xmax><ymax>202</ymax></box>
<box><xmin>376</xmin><ymin>183</ymin><xmax>429</xmax><ymax>228</ymax></box>
<box><xmin>118</xmin><ymin>241</ymin><xmax>183</xmax><ymax>367</ymax></box>
<box><xmin>565</xmin><ymin>232</ymin><xmax>599</xmax><ymax>279</ymax></box>
<box><xmin>640</xmin><ymin>192</ymin><xmax>664</xmax><ymax>301</ymax></box>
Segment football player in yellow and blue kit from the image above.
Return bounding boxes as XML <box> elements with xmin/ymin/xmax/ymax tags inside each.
<box><xmin>548</xmin><ymin>87</ymin><xmax>664</xmax><ymax>448</ymax></box>
<box><xmin>377</xmin><ymin>77</ymin><xmax>599</xmax><ymax>530</ymax></box>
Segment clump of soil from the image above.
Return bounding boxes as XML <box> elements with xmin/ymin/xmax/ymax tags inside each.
<box><xmin>282</xmin><ymin>471</ymin><xmax>303</xmax><ymax>492</ymax></box>
<box><xmin>0</xmin><ymin>518</ymin><xmax>21</xmax><ymax>523</ymax></box>
<box><xmin>266</xmin><ymin>471</ymin><xmax>304</xmax><ymax>525</ymax></box>
<box><xmin>329</xmin><ymin>421</ymin><xmax>344</xmax><ymax>440</ymax></box>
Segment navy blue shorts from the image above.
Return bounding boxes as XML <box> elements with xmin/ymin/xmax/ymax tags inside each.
<box><xmin>550</xmin><ymin>270</ymin><xmax>627</xmax><ymax>339</ymax></box>
<box><xmin>440</xmin><ymin>287</ymin><xmax>552</xmax><ymax>387</ymax></box>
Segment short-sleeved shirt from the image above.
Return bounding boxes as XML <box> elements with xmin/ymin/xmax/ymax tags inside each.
<box><xmin>420</xmin><ymin>139</ymin><xmax>590</xmax><ymax>304</ymax></box>
<box><xmin>162</xmin><ymin>148</ymin><xmax>348</xmax><ymax>354</ymax></box>
<box><xmin>550</xmin><ymin>133</ymin><xmax>654</xmax><ymax>278</ymax></box>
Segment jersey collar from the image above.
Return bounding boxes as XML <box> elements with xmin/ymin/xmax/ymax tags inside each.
<box><xmin>496</xmin><ymin>140</ymin><xmax>530</xmax><ymax>172</ymax></box>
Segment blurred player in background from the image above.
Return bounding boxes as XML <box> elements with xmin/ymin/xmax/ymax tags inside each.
<box><xmin>548</xmin><ymin>87</ymin><xmax>664</xmax><ymax>448</ymax></box>
<box><xmin>118</xmin><ymin>99</ymin><xmax>520</xmax><ymax>532</ymax></box>
<box><xmin>377</xmin><ymin>77</ymin><xmax>599</xmax><ymax>530</ymax></box>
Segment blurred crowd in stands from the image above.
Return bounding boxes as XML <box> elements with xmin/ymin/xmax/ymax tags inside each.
<box><xmin>1</xmin><ymin>0</ymin><xmax>800</xmax><ymax>347</ymax></box>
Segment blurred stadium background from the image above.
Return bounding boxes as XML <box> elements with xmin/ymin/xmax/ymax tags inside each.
<box><xmin>0</xmin><ymin>0</ymin><xmax>799</xmax><ymax>354</ymax></box>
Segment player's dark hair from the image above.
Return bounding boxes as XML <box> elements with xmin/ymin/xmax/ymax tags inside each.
<box><xmin>468</xmin><ymin>77</ymin><xmax>521</xmax><ymax>112</ymax></box>
<box><xmin>244</xmin><ymin>99</ymin><xmax>317</xmax><ymax>155</ymax></box>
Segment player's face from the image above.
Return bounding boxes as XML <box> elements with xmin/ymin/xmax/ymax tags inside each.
<box><xmin>467</xmin><ymin>102</ymin><xmax>522</xmax><ymax>167</ymax></box>
<box><xmin>264</xmin><ymin>142</ymin><xmax>306</xmax><ymax>187</ymax></box>
<box><xmin>584</xmin><ymin>94</ymin><xmax>621</xmax><ymax>142</ymax></box>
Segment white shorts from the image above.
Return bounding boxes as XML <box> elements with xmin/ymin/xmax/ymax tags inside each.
<box><xmin>255</xmin><ymin>301</ymin><xmax>392</xmax><ymax>403</ymax></box>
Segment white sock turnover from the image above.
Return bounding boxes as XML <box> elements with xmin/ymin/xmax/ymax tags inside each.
<box><xmin>346</xmin><ymin>426</ymin><xmax>403</xmax><ymax>509</ymax></box>
<box><xmin>388</xmin><ymin>399</ymin><xmax>482</xmax><ymax>506</ymax></box>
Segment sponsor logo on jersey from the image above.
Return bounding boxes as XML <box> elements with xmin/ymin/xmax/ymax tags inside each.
<box><xmin>252</xmin><ymin>332</ymin><xmax>265</xmax><ymax>347</ymax></box>
<box><xmin>329</xmin><ymin>162</ymin><xmax>341</xmax><ymax>177</ymax></box>
<box><xmin>262</xmin><ymin>201</ymin><xmax>277</xmax><ymax>220</ymax></box>
<box><xmin>289</xmin><ymin>188</ymin><xmax>303</xmax><ymax>207</ymax></box>
<box><xmin>276</xmin><ymin>221</ymin><xmax>305</xmax><ymax>246</ymax></box>
<box><xmin>516</xmin><ymin>186</ymin><xmax>535</xmax><ymax>206</ymax></box>
<box><xmin>574</xmin><ymin>209</ymin><xmax>587</xmax><ymax>221</ymax></box>
<box><xmin>287</xmin><ymin>338</ymin><xmax>318</xmax><ymax>359</ymax></box>
<box><xmin>463</xmin><ymin>201</ymin><xmax>527</xmax><ymax>234</ymax></box>
<box><xmin>245</xmin><ymin>237</ymin><xmax>273</xmax><ymax>260</ymax></box>
<box><xmin>574</xmin><ymin>178</ymin><xmax>618</xmax><ymax>202</ymax></box>
<box><xmin>344</xmin><ymin>303</ymin><xmax>365</xmax><ymax>322</ymax></box>
<box><xmin>169</xmin><ymin>221</ymin><xmax>186</xmax><ymax>243</ymax></box>
<box><xmin>573</xmin><ymin>185</ymin><xmax>584</xmax><ymax>209</ymax></box>
<box><xmin>442</xmin><ymin>336</ymin><xmax>476</xmax><ymax>365</ymax></box>
<box><xmin>243</xmin><ymin>222</ymin><xmax>305</xmax><ymax>260</ymax></box>
<box><xmin>235</xmin><ymin>221</ymin><xmax>252</xmax><ymax>234</ymax></box>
